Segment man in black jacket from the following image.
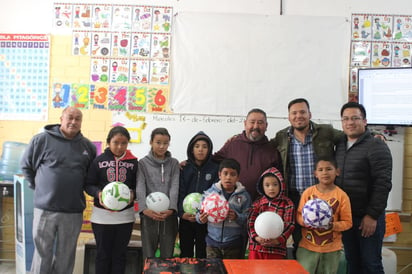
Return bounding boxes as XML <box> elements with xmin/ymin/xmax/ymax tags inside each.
<box><xmin>335</xmin><ymin>102</ymin><xmax>392</xmax><ymax>274</ymax></box>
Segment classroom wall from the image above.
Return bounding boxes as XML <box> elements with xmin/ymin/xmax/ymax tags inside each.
<box><xmin>0</xmin><ymin>0</ymin><xmax>411</xmax><ymax>272</ymax></box>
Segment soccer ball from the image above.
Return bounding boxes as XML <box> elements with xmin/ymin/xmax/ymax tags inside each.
<box><xmin>201</xmin><ymin>193</ymin><xmax>229</xmax><ymax>223</ymax></box>
<box><xmin>254</xmin><ymin>211</ymin><xmax>284</xmax><ymax>239</ymax></box>
<box><xmin>101</xmin><ymin>182</ymin><xmax>131</xmax><ymax>211</ymax></box>
<box><xmin>146</xmin><ymin>192</ymin><xmax>170</xmax><ymax>212</ymax></box>
<box><xmin>183</xmin><ymin>192</ymin><xmax>202</xmax><ymax>215</ymax></box>
<box><xmin>302</xmin><ymin>198</ymin><xmax>333</xmax><ymax>229</ymax></box>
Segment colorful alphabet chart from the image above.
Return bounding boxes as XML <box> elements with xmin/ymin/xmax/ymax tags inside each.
<box><xmin>0</xmin><ymin>34</ymin><xmax>50</xmax><ymax>121</ymax></box>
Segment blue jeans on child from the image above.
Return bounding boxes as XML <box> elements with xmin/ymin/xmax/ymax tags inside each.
<box><xmin>342</xmin><ymin>214</ymin><xmax>385</xmax><ymax>274</ymax></box>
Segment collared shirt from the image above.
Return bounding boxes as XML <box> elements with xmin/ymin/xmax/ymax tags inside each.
<box><xmin>288</xmin><ymin>128</ymin><xmax>316</xmax><ymax>194</ymax></box>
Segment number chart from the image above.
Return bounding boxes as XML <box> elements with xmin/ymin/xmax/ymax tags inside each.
<box><xmin>0</xmin><ymin>34</ymin><xmax>50</xmax><ymax>121</ymax></box>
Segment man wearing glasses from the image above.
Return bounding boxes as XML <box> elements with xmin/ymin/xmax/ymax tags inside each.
<box><xmin>335</xmin><ymin>102</ymin><xmax>392</xmax><ymax>274</ymax></box>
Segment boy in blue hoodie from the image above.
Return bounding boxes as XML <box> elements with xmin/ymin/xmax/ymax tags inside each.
<box><xmin>178</xmin><ymin>131</ymin><xmax>219</xmax><ymax>258</ymax></box>
<box><xmin>197</xmin><ymin>158</ymin><xmax>251</xmax><ymax>259</ymax></box>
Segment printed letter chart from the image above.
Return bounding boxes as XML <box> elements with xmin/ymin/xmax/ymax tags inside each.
<box><xmin>0</xmin><ymin>34</ymin><xmax>50</xmax><ymax>121</ymax></box>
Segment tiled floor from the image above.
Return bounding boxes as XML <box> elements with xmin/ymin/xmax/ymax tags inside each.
<box><xmin>0</xmin><ymin>261</ymin><xmax>15</xmax><ymax>274</ymax></box>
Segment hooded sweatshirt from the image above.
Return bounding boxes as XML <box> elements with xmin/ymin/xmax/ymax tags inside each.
<box><xmin>136</xmin><ymin>150</ymin><xmax>180</xmax><ymax>213</ymax></box>
<box><xmin>178</xmin><ymin>131</ymin><xmax>219</xmax><ymax>218</ymax></box>
<box><xmin>248</xmin><ymin>167</ymin><xmax>295</xmax><ymax>256</ymax></box>
<box><xmin>20</xmin><ymin>124</ymin><xmax>96</xmax><ymax>213</ymax></box>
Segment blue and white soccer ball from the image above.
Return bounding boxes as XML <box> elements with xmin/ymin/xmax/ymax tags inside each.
<box><xmin>302</xmin><ymin>198</ymin><xmax>332</xmax><ymax>229</ymax></box>
<box><xmin>101</xmin><ymin>182</ymin><xmax>131</xmax><ymax>211</ymax></box>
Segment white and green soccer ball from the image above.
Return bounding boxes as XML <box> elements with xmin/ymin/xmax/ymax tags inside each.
<box><xmin>101</xmin><ymin>181</ymin><xmax>131</xmax><ymax>211</ymax></box>
<box><xmin>182</xmin><ymin>192</ymin><xmax>202</xmax><ymax>215</ymax></box>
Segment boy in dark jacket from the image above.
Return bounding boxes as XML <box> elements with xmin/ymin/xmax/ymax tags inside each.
<box><xmin>178</xmin><ymin>131</ymin><xmax>219</xmax><ymax>258</ymax></box>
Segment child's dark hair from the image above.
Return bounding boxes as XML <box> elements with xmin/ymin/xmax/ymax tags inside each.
<box><xmin>262</xmin><ymin>172</ymin><xmax>279</xmax><ymax>183</ymax></box>
<box><xmin>315</xmin><ymin>157</ymin><xmax>338</xmax><ymax>169</ymax></box>
<box><xmin>219</xmin><ymin>158</ymin><xmax>241</xmax><ymax>174</ymax></box>
<box><xmin>150</xmin><ymin>127</ymin><xmax>171</xmax><ymax>141</ymax></box>
<box><xmin>106</xmin><ymin>126</ymin><xmax>131</xmax><ymax>144</ymax></box>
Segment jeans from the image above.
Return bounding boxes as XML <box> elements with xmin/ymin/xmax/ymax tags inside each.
<box><xmin>342</xmin><ymin>214</ymin><xmax>385</xmax><ymax>274</ymax></box>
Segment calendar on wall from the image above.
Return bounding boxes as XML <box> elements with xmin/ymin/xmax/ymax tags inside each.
<box><xmin>0</xmin><ymin>34</ymin><xmax>50</xmax><ymax>121</ymax></box>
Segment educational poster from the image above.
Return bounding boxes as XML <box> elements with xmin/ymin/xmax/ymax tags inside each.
<box><xmin>132</xmin><ymin>6</ymin><xmax>153</xmax><ymax>32</ymax></box>
<box><xmin>392</xmin><ymin>42</ymin><xmax>412</xmax><ymax>67</ymax></box>
<box><xmin>112</xmin><ymin>5</ymin><xmax>133</xmax><ymax>31</ymax></box>
<box><xmin>70</xmin><ymin>83</ymin><xmax>90</xmax><ymax>109</ymax></box>
<box><xmin>370</xmin><ymin>41</ymin><xmax>391</xmax><ymax>67</ymax></box>
<box><xmin>393</xmin><ymin>15</ymin><xmax>412</xmax><ymax>41</ymax></box>
<box><xmin>372</xmin><ymin>15</ymin><xmax>393</xmax><ymax>41</ymax></box>
<box><xmin>147</xmin><ymin>86</ymin><xmax>169</xmax><ymax>112</ymax></box>
<box><xmin>351</xmin><ymin>41</ymin><xmax>371</xmax><ymax>67</ymax></box>
<box><xmin>129</xmin><ymin>59</ymin><xmax>150</xmax><ymax>84</ymax></box>
<box><xmin>151</xmin><ymin>33</ymin><xmax>171</xmax><ymax>59</ymax></box>
<box><xmin>92</xmin><ymin>4</ymin><xmax>112</xmax><ymax>30</ymax></box>
<box><xmin>72</xmin><ymin>4</ymin><xmax>92</xmax><ymax>29</ymax></box>
<box><xmin>352</xmin><ymin>14</ymin><xmax>372</xmax><ymax>40</ymax></box>
<box><xmin>0</xmin><ymin>34</ymin><xmax>50</xmax><ymax>121</ymax></box>
<box><xmin>90</xmin><ymin>57</ymin><xmax>110</xmax><ymax>83</ymax></box>
<box><xmin>108</xmin><ymin>85</ymin><xmax>127</xmax><ymax>111</ymax></box>
<box><xmin>131</xmin><ymin>32</ymin><xmax>152</xmax><ymax>58</ymax></box>
<box><xmin>90</xmin><ymin>84</ymin><xmax>108</xmax><ymax>109</ymax></box>
<box><xmin>72</xmin><ymin>30</ymin><xmax>91</xmax><ymax>55</ymax></box>
<box><xmin>111</xmin><ymin>32</ymin><xmax>131</xmax><ymax>57</ymax></box>
<box><xmin>90</xmin><ymin>31</ymin><xmax>111</xmax><ymax>57</ymax></box>
<box><xmin>150</xmin><ymin>60</ymin><xmax>170</xmax><ymax>85</ymax></box>
<box><xmin>53</xmin><ymin>4</ymin><xmax>73</xmax><ymax>29</ymax></box>
<box><xmin>52</xmin><ymin>83</ymin><xmax>70</xmax><ymax>108</ymax></box>
<box><xmin>127</xmin><ymin>85</ymin><xmax>147</xmax><ymax>112</ymax></box>
<box><xmin>151</xmin><ymin>7</ymin><xmax>173</xmax><ymax>33</ymax></box>
<box><xmin>110</xmin><ymin>58</ymin><xmax>129</xmax><ymax>83</ymax></box>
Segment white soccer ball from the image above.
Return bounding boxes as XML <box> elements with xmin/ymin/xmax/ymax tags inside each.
<box><xmin>146</xmin><ymin>192</ymin><xmax>170</xmax><ymax>212</ymax></box>
<box><xmin>254</xmin><ymin>211</ymin><xmax>284</xmax><ymax>239</ymax></box>
<box><xmin>201</xmin><ymin>193</ymin><xmax>229</xmax><ymax>223</ymax></box>
<box><xmin>302</xmin><ymin>198</ymin><xmax>333</xmax><ymax>229</ymax></box>
<box><xmin>101</xmin><ymin>182</ymin><xmax>131</xmax><ymax>211</ymax></box>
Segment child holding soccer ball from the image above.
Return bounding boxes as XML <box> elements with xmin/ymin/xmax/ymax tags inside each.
<box><xmin>178</xmin><ymin>131</ymin><xmax>219</xmax><ymax>258</ymax></box>
<box><xmin>296</xmin><ymin>157</ymin><xmax>352</xmax><ymax>274</ymax></box>
<box><xmin>85</xmin><ymin>126</ymin><xmax>138</xmax><ymax>274</ymax></box>
<box><xmin>197</xmin><ymin>158</ymin><xmax>251</xmax><ymax>259</ymax></box>
<box><xmin>136</xmin><ymin>127</ymin><xmax>180</xmax><ymax>260</ymax></box>
<box><xmin>247</xmin><ymin>167</ymin><xmax>295</xmax><ymax>259</ymax></box>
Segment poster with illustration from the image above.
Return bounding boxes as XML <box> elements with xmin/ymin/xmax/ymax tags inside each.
<box><xmin>90</xmin><ymin>31</ymin><xmax>111</xmax><ymax>57</ymax></box>
<box><xmin>53</xmin><ymin>3</ymin><xmax>73</xmax><ymax>30</ymax></box>
<box><xmin>90</xmin><ymin>57</ymin><xmax>110</xmax><ymax>83</ymax></box>
<box><xmin>111</xmin><ymin>32</ymin><xmax>131</xmax><ymax>57</ymax></box>
<box><xmin>110</xmin><ymin>58</ymin><xmax>129</xmax><ymax>83</ymax></box>
<box><xmin>150</xmin><ymin>60</ymin><xmax>169</xmax><ymax>85</ymax></box>
<box><xmin>132</xmin><ymin>6</ymin><xmax>153</xmax><ymax>32</ymax></box>
<box><xmin>52</xmin><ymin>83</ymin><xmax>71</xmax><ymax>108</ymax></box>
<box><xmin>151</xmin><ymin>33</ymin><xmax>171</xmax><ymax>59</ymax></box>
<box><xmin>147</xmin><ymin>86</ymin><xmax>169</xmax><ymax>112</ymax></box>
<box><xmin>151</xmin><ymin>7</ymin><xmax>173</xmax><ymax>33</ymax></box>
<box><xmin>72</xmin><ymin>30</ymin><xmax>91</xmax><ymax>56</ymax></box>
<box><xmin>92</xmin><ymin>4</ymin><xmax>112</xmax><ymax>30</ymax></box>
<box><xmin>351</xmin><ymin>41</ymin><xmax>371</xmax><ymax>67</ymax></box>
<box><xmin>372</xmin><ymin>15</ymin><xmax>393</xmax><ymax>41</ymax></box>
<box><xmin>371</xmin><ymin>41</ymin><xmax>391</xmax><ymax>67</ymax></box>
<box><xmin>352</xmin><ymin>14</ymin><xmax>372</xmax><ymax>40</ymax></box>
<box><xmin>128</xmin><ymin>85</ymin><xmax>147</xmax><ymax>111</ymax></box>
<box><xmin>393</xmin><ymin>15</ymin><xmax>412</xmax><ymax>41</ymax></box>
<box><xmin>90</xmin><ymin>84</ymin><xmax>108</xmax><ymax>109</ymax></box>
<box><xmin>349</xmin><ymin>68</ymin><xmax>358</xmax><ymax>93</ymax></box>
<box><xmin>108</xmin><ymin>85</ymin><xmax>127</xmax><ymax>111</ymax></box>
<box><xmin>71</xmin><ymin>83</ymin><xmax>90</xmax><ymax>109</ymax></box>
<box><xmin>392</xmin><ymin>42</ymin><xmax>412</xmax><ymax>67</ymax></box>
<box><xmin>72</xmin><ymin>4</ymin><xmax>92</xmax><ymax>30</ymax></box>
<box><xmin>112</xmin><ymin>5</ymin><xmax>133</xmax><ymax>31</ymax></box>
<box><xmin>129</xmin><ymin>59</ymin><xmax>150</xmax><ymax>84</ymax></box>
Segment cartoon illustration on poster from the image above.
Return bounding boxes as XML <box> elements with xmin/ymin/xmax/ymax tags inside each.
<box><xmin>351</xmin><ymin>14</ymin><xmax>372</xmax><ymax>40</ymax></box>
<box><xmin>91</xmin><ymin>31</ymin><xmax>111</xmax><ymax>57</ymax></box>
<box><xmin>112</xmin><ymin>5</ymin><xmax>132</xmax><ymax>31</ymax></box>
<box><xmin>52</xmin><ymin>83</ymin><xmax>71</xmax><ymax>108</ymax></box>
<box><xmin>111</xmin><ymin>32</ymin><xmax>131</xmax><ymax>57</ymax></box>
<box><xmin>371</xmin><ymin>41</ymin><xmax>391</xmax><ymax>67</ymax></box>
<box><xmin>151</xmin><ymin>33</ymin><xmax>170</xmax><ymax>59</ymax></box>
<box><xmin>130</xmin><ymin>59</ymin><xmax>150</xmax><ymax>84</ymax></box>
<box><xmin>393</xmin><ymin>16</ymin><xmax>412</xmax><ymax>41</ymax></box>
<box><xmin>128</xmin><ymin>85</ymin><xmax>147</xmax><ymax>111</ymax></box>
<box><xmin>152</xmin><ymin>7</ymin><xmax>173</xmax><ymax>33</ymax></box>
<box><xmin>90</xmin><ymin>57</ymin><xmax>110</xmax><ymax>83</ymax></box>
<box><xmin>350</xmin><ymin>68</ymin><xmax>358</xmax><ymax>93</ymax></box>
<box><xmin>392</xmin><ymin>42</ymin><xmax>412</xmax><ymax>66</ymax></box>
<box><xmin>108</xmin><ymin>85</ymin><xmax>127</xmax><ymax>111</ymax></box>
<box><xmin>90</xmin><ymin>84</ymin><xmax>108</xmax><ymax>109</ymax></box>
<box><xmin>72</xmin><ymin>4</ymin><xmax>92</xmax><ymax>29</ymax></box>
<box><xmin>71</xmin><ymin>84</ymin><xmax>90</xmax><ymax>109</ymax></box>
<box><xmin>92</xmin><ymin>4</ymin><xmax>112</xmax><ymax>30</ymax></box>
<box><xmin>372</xmin><ymin>15</ymin><xmax>393</xmax><ymax>41</ymax></box>
<box><xmin>132</xmin><ymin>6</ymin><xmax>153</xmax><ymax>32</ymax></box>
<box><xmin>351</xmin><ymin>41</ymin><xmax>371</xmax><ymax>67</ymax></box>
<box><xmin>150</xmin><ymin>60</ymin><xmax>169</xmax><ymax>85</ymax></box>
<box><xmin>130</xmin><ymin>32</ymin><xmax>151</xmax><ymax>58</ymax></box>
<box><xmin>53</xmin><ymin>4</ymin><xmax>73</xmax><ymax>29</ymax></box>
<box><xmin>110</xmin><ymin>58</ymin><xmax>129</xmax><ymax>83</ymax></box>
<box><xmin>73</xmin><ymin>31</ymin><xmax>91</xmax><ymax>56</ymax></box>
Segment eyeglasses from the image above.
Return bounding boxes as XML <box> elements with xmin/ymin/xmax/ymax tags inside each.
<box><xmin>341</xmin><ymin>116</ymin><xmax>363</xmax><ymax>122</ymax></box>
